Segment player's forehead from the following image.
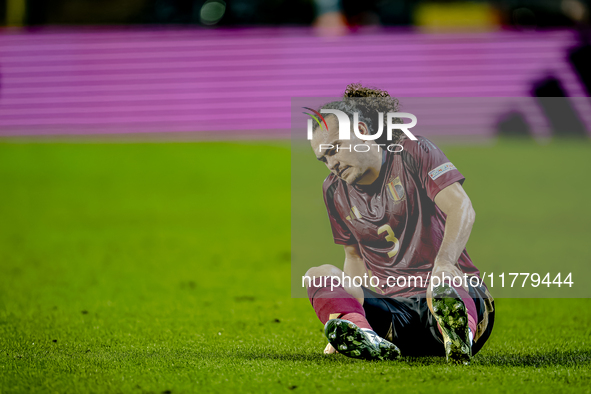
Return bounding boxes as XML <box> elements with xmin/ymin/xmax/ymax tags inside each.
<box><xmin>311</xmin><ymin>117</ymin><xmax>339</xmax><ymax>152</ymax></box>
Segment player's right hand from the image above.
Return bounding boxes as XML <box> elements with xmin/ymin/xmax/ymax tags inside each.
<box><xmin>430</xmin><ymin>260</ymin><xmax>469</xmax><ymax>292</ymax></box>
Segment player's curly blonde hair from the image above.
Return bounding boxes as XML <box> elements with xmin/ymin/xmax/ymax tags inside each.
<box><xmin>315</xmin><ymin>84</ymin><xmax>403</xmax><ymax>144</ymax></box>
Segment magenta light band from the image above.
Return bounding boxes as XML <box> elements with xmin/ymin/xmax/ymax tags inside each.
<box><xmin>0</xmin><ymin>27</ymin><xmax>588</xmax><ymax>137</ymax></box>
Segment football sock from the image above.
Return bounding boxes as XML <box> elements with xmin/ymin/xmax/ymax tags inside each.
<box><xmin>453</xmin><ymin>286</ymin><xmax>478</xmax><ymax>339</ymax></box>
<box><xmin>339</xmin><ymin>312</ymin><xmax>372</xmax><ymax>330</ymax></box>
<box><xmin>307</xmin><ymin>276</ymin><xmax>371</xmax><ymax>329</ymax></box>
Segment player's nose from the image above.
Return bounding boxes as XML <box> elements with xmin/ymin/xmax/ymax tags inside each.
<box><xmin>327</xmin><ymin>157</ymin><xmax>339</xmax><ymax>172</ymax></box>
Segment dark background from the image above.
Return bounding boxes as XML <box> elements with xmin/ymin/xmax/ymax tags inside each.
<box><xmin>1</xmin><ymin>0</ymin><xmax>590</xmax><ymax>27</ymax></box>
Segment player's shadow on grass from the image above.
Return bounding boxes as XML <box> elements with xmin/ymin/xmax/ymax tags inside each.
<box><xmin>233</xmin><ymin>350</ymin><xmax>378</xmax><ymax>364</ymax></box>
<box><xmin>472</xmin><ymin>349</ymin><xmax>591</xmax><ymax>367</ymax></box>
<box><xmin>233</xmin><ymin>349</ymin><xmax>591</xmax><ymax>367</ymax></box>
<box><xmin>392</xmin><ymin>350</ymin><xmax>591</xmax><ymax>367</ymax></box>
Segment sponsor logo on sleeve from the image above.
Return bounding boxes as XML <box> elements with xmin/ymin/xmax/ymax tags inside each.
<box><xmin>428</xmin><ymin>162</ymin><xmax>456</xmax><ymax>180</ymax></box>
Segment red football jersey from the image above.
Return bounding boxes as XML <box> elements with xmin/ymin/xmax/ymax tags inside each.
<box><xmin>322</xmin><ymin>136</ymin><xmax>480</xmax><ymax>297</ymax></box>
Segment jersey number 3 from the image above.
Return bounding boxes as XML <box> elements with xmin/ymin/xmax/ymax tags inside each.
<box><xmin>378</xmin><ymin>224</ymin><xmax>399</xmax><ymax>258</ymax></box>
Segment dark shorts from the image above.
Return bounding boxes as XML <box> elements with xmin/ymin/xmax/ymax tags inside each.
<box><xmin>361</xmin><ymin>282</ymin><xmax>495</xmax><ymax>357</ymax></box>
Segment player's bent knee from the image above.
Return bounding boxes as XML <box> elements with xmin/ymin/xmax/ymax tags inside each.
<box><xmin>342</xmin><ymin>283</ymin><xmax>365</xmax><ymax>304</ymax></box>
<box><xmin>304</xmin><ymin>264</ymin><xmax>343</xmax><ymax>283</ymax></box>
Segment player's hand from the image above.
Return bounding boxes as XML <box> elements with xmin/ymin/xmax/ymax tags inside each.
<box><xmin>430</xmin><ymin>260</ymin><xmax>468</xmax><ymax>292</ymax></box>
<box><xmin>324</xmin><ymin>343</ymin><xmax>337</xmax><ymax>354</ymax></box>
<box><xmin>427</xmin><ymin>260</ymin><xmax>468</xmax><ymax>317</ymax></box>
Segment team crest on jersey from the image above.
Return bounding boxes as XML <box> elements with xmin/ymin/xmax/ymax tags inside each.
<box><xmin>386</xmin><ymin>176</ymin><xmax>405</xmax><ymax>202</ymax></box>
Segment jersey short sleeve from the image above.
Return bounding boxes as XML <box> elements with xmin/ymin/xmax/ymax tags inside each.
<box><xmin>402</xmin><ymin>136</ymin><xmax>465</xmax><ymax>201</ymax></box>
<box><xmin>322</xmin><ymin>176</ymin><xmax>356</xmax><ymax>245</ymax></box>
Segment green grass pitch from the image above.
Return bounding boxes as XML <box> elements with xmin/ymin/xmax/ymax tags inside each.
<box><xmin>0</xmin><ymin>141</ymin><xmax>590</xmax><ymax>393</ymax></box>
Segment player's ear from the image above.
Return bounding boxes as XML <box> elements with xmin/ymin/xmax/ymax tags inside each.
<box><xmin>357</xmin><ymin>121</ymin><xmax>370</xmax><ymax>136</ymax></box>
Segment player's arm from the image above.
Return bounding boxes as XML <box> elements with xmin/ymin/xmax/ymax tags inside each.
<box><xmin>432</xmin><ymin>181</ymin><xmax>475</xmax><ymax>285</ymax></box>
<box><xmin>343</xmin><ymin>243</ymin><xmax>367</xmax><ymax>279</ymax></box>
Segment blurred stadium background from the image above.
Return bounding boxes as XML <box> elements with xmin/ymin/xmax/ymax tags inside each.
<box><xmin>2</xmin><ymin>1</ymin><xmax>591</xmax><ymax>392</ymax></box>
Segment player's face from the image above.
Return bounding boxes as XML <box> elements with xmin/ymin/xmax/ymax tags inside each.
<box><xmin>311</xmin><ymin>116</ymin><xmax>382</xmax><ymax>185</ymax></box>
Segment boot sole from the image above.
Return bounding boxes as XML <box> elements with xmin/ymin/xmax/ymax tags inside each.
<box><xmin>324</xmin><ymin>319</ymin><xmax>401</xmax><ymax>361</ymax></box>
<box><xmin>431</xmin><ymin>284</ymin><xmax>471</xmax><ymax>365</ymax></box>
